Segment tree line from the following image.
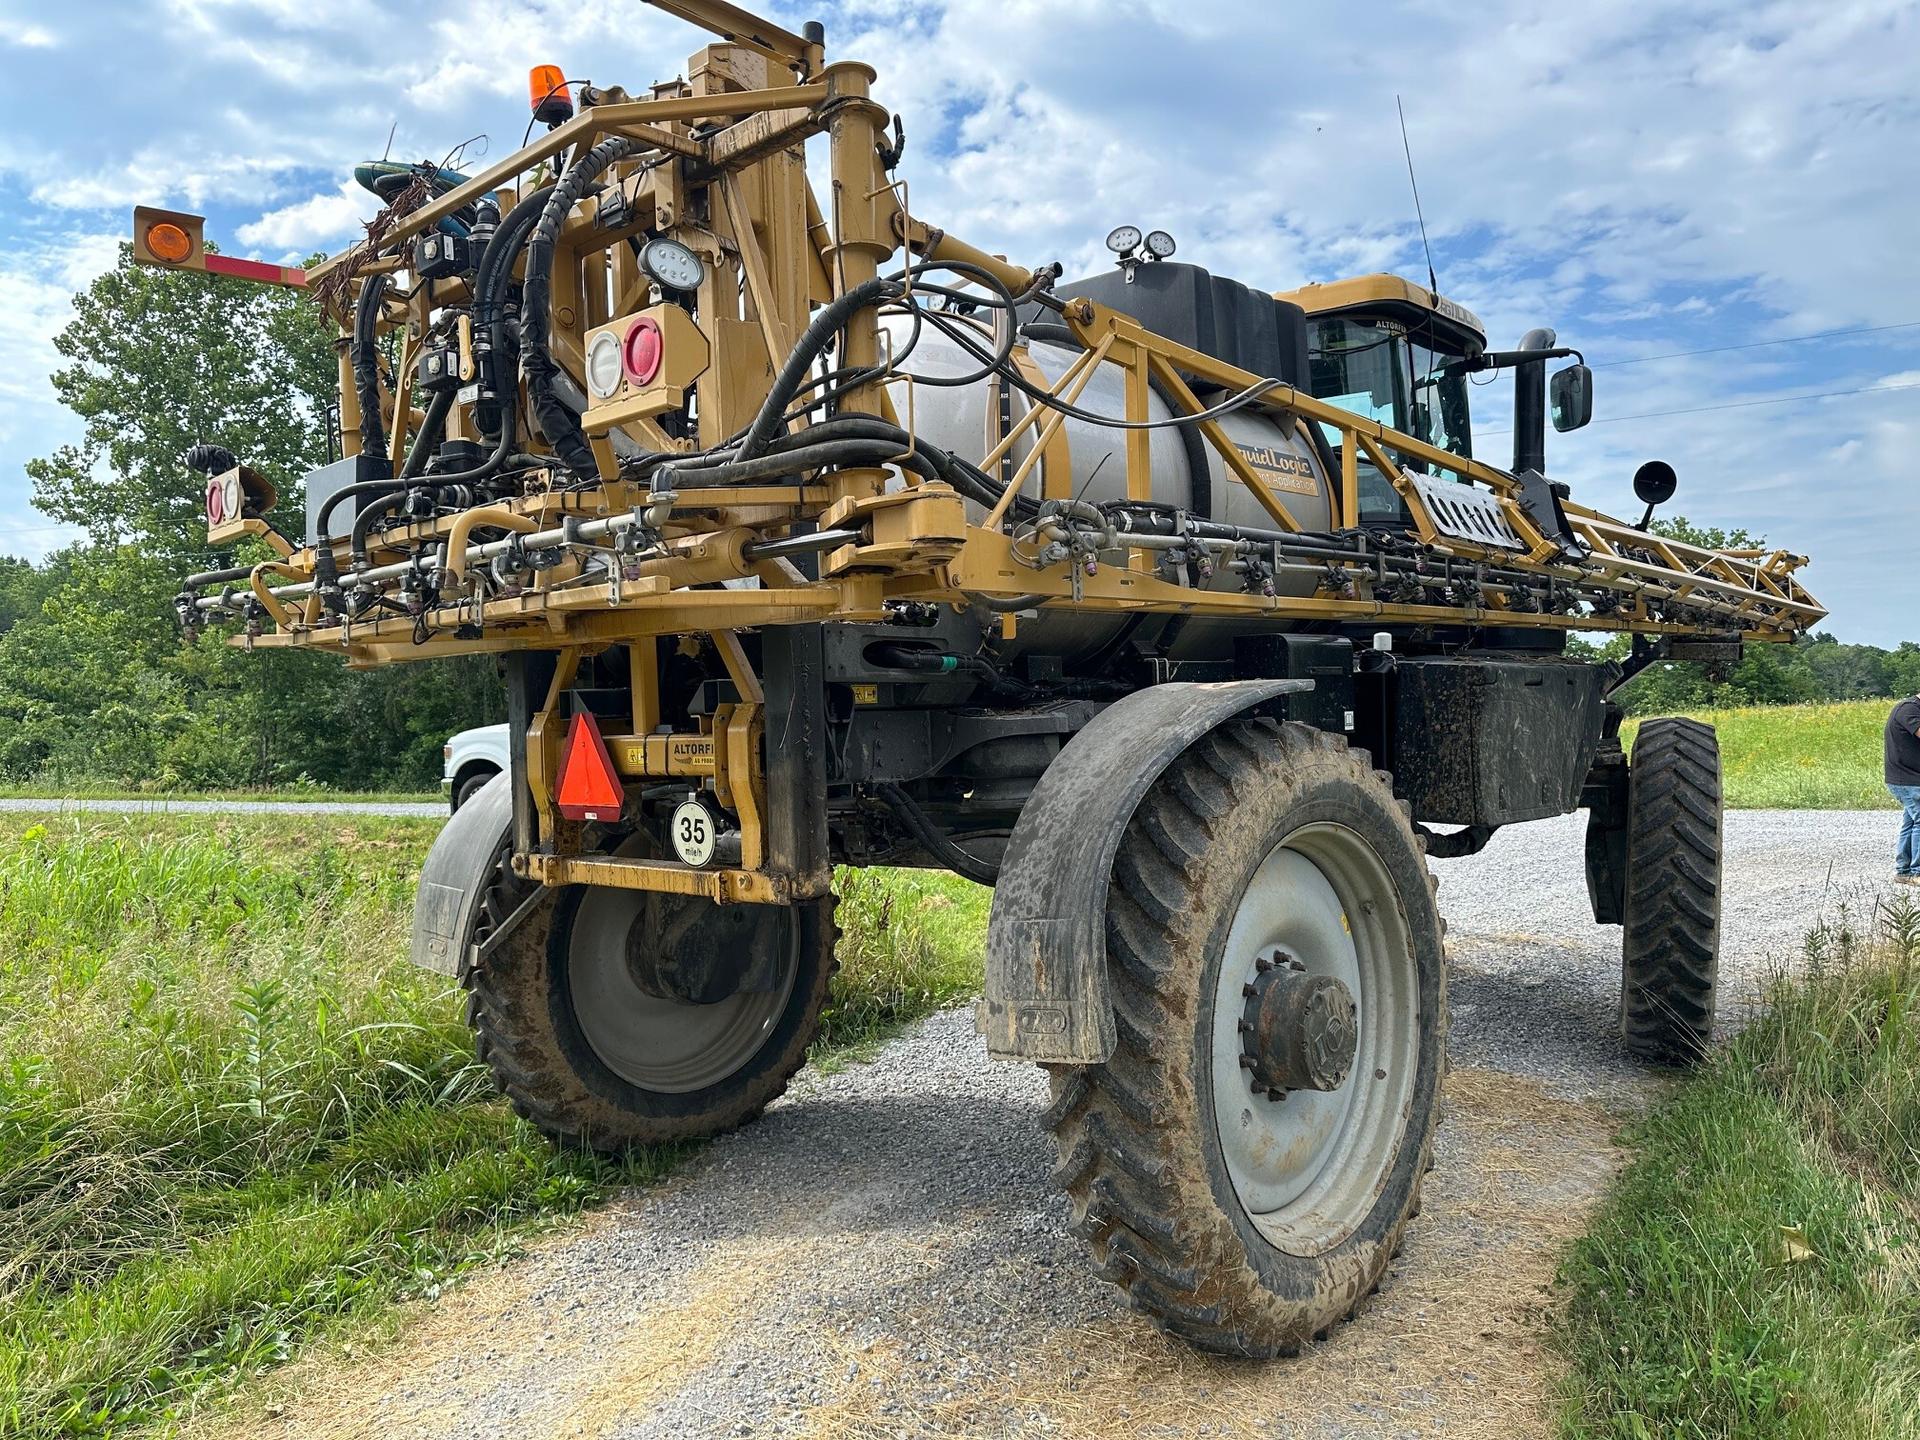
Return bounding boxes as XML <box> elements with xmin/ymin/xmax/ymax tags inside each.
<box><xmin>0</xmin><ymin>248</ymin><xmax>498</xmax><ymax>791</ymax></box>
<box><xmin>1576</xmin><ymin>625</ymin><xmax>1920</xmax><ymax>717</ymax></box>
<box><xmin>0</xmin><ymin>249</ymin><xmax>1904</xmax><ymax>791</ymax></box>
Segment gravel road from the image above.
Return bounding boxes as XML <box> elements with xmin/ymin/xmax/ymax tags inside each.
<box><xmin>0</xmin><ymin>797</ymin><xmax>444</xmax><ymax>817</ymax></box>
<box><xmin>195</xmin><ymin>809</ymin><xmax>1902</xmax><ymax>1440</ymax></box>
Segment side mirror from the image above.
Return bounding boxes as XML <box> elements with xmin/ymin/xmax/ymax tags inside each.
<box><xmin>1550</xmin><ymin>363</ymin><xmax>1593</xmax><ymax>432</ymax></box>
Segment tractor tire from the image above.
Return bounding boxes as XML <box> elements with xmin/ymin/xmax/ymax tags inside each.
<box><xmin>1620</xmin><ymin>717</ymin><xmax>1722</xmax><ymax>1065</ymax></box>
<box><xmin>1043</xmin><ymin>719</ymin><xmax>1446</xmax><ymax>1358</ymax></box>
<box><xmin>452</xmin><ymin>767</ymin><xmax>499</xmax><ymax>812</ymax></box>
<box><xmin>464</xmin><ymin>848</ymin><xmax>837</xmax><ymax>1151</ymax></box>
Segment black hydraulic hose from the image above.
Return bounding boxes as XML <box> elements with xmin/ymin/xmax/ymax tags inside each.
<box><xmin>966</xmin><ymin>592</ymin><xmax>1051</xmax><ymax>613</ymax></box>
<box><xmin>734</xmin><ymin>276</ymin><xmax>902</xmax><ymax>463</ymax></box>
<box><xmin>470</xmin><ymin>182</ymin><xmax>555</xmax><ymax>427</ymax></box>
<box><xmin>316</xmin><ymin>474</ymin><xmax>405</xmax><ymax>541</ymax></box>
<box><xmin>350</xmin><ymin>272</ymin><xmax>393</xmax><ymax>470</ymax></box>
<box><xmin>874</xmin><ymin>783</ymin><xmax>1000</xmax><ymax>886</ymax></box>
<box><xmin>181</xmin><ymin>562</ymin><xmax>253</xmax><ymax>592</ymax></box>
<box><xmin>1020</xmin><ymin>321</ymin><xmax>1213</xmax><ymax>518</ymax></box>
<box><xmin>863</xmin><ymin>641</ymin><xmax>1037</xmax><ymax>700</ymax></box>
<box><xmin>671</xmin><ymin>414</ymin><xmax>1033</xmax><ymax>519</ymax></box>
<box><xmin>315</xmin><ymin>426</ymin><xmax>513</xmax><ymax>542</ymax></box>
<box><xmin>521</xmin><ymin>140</ymin><xmax>635</xmax><ymax>477</ymax></box>
<box><xmin>668</xmin><ymin>438</ymin><xmax>944</xmax><ymax>488</ymax></box>
<box><xmin>401</xmin><ymin>385</ymin><xmax>456</xmax><ymax>480</ymax></box>
<box><xmin>319</xmin><ymin>189</ymin><xmax>557</xmax><ymax>542</ymax></box>
<box><xmin>349</xmin><ymin>489</ymin><xmax>411</xmax><ymax>564</ymax></box>
<box><xmin>396</xmin><ymin>182</ymin><xmax>559</xmax><ymax>497</ymax></box>
<box><xmin>950</xmin><ymin>312</ymin><xmax>1281</xmax><ymax>433</ymax></box>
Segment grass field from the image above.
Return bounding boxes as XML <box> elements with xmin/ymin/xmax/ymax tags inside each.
<box><xmin>0</xmin><ymin>813</ymin><xmax>986</xmax><ymax>1439</ymax></box>
<box><xmin>1625</xmin><ymin>699</ymin><xmax>1896</xmax><ymax>810</ymax></box>
<box><xmin>1558</xmin><ymin>895</ymin><xmax>1920</xmax><ymax>1436</ymax></box>
<box><xmin>0</xmin><ymin>785</ymin><xmax>440</xmax><ymax>806</ymax></box>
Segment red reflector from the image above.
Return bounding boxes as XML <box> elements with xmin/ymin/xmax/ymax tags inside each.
<box><xmin>555</xmin><ymin>712</ymin><xmax>624</xmax><ymax>822</ymax></box>
<box><xmin>204</xmin><ymin>253</ymin><xmax>307</xmax><ymax>288</ymax></box>
<box><xmin>622</xmin><ymin>317</ymin><xmax>663</xmax><ymax>386</ymax></box>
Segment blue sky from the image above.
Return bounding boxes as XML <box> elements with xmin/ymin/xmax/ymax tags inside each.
<box><xmin>0</xmin><ymin>0</ymin><xmax>1914</xmax><ymax>643</ymax></box>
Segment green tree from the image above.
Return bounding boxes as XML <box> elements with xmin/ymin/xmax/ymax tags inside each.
<box><xmin>26</xmin><ymin>245</ymin><xmax>335</xmax><ymax>562</ymax></box>
<box><xmin>1649</xmin><ymin>515</ymin><xmax>1765</xmax><ymax>552</ymax></box>
<box><xmin>0</xmin><ymin>249</ymin><xmax>501</xmax><ymax>790</ymax></box>
<box><xmin>0</xmin><ymin>555</ymin><xmax>53</xmax><ymax>633</ymax></box>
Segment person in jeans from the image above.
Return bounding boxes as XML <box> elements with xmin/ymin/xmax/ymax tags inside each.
<box><xmin>1889</xmin><ymin>692</ymin><xmax>1920</xmax><ymax>883</ymax></box>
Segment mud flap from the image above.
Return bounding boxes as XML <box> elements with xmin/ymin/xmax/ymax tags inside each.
<box><xmin>408</xmin><ymin>771</ymin><xmax>513</xmax><ymax>975</ymax></box>
<box><xmin>983</xmin><ymin>679</ymin><xmax>1309</xmax><ymax>1064</ymax></box>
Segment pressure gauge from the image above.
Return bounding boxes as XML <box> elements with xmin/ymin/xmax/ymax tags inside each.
<box><xmin>1105</xmin><ymin>224</ymin><xmax>1142</xmax><ymax>255</ymax></box>
<box><xmin>586</xmin><ymin>330</ymin><xmax>623</xmax><ymax>398</ymax></box>
<box><xmin>1144</xmin><ymin>229</ymin><xmax>1177</xmax><ymax>259</ymax></box>
<box><xmin>638</xmin><ymin>236</ymin><xmax>706</xmax><ymax>292</ymax></box>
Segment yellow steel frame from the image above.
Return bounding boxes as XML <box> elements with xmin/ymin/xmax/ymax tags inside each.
<box><xmin>171</xmin><ymin>0</ymin><xmax>1822</xmax><ymax>899</ymax></box>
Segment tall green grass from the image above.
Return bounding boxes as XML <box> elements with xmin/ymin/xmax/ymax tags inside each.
<box><xmin>0</xmin><ymin>815</ymin><xmax>987</xmax><ymax>1438</ymax></box>
<box><xmin>1559</xmin><ymin>896</ymin><xmax>1920</xmax><ymax>1436</ymax></box>
<box><xmin>816</xmin><ymin>867</ymin><xmax>989</xmax><ymax>1064</ymax></box>
<box><xmin>1625</xmin><ymin>700</ymin><xmax>1897</xmax><ymax>810</ymax></box>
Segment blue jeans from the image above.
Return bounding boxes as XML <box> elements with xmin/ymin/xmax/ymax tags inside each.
<box><xmin>1895</xmin><ymin>784</ymin><xmax>1920</xmax><ymax>875</ymax></box>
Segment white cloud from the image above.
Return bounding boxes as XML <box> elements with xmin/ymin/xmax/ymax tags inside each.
<box><xmin>0</xmin><ymin>230</ymin><xmax>117</xmax><ymax>558</ymax></box>
<box><xmin>0</xmin><ymin>233</ymin><xmax>114</xmax><ymax>415</ymax></box>
<box><xmin>0</xmin><ymin>18</ymin><xmax>55</xmax><ymax>47</ymax></box>
<box><xmin>236</xmin><ymin>180</ymin><xmax>372</xmax><ymax>256</ymax></box>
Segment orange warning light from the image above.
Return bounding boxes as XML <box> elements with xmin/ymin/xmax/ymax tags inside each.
<box><xmin>133</xmin><ymin>206</ymin><xmax>205</xmax><ymax>268</ymax></box>
<box><xmin>147</xmin><ymin>222</ymin><xmax>192</xmax><ymax>264</ymax></box>
<box><xmin>529</xmin><ymin>65</ymin><xmax>573</xmax><ymax>126</ymax></box>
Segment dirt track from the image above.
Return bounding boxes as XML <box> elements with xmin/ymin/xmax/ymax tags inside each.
<box><xmin>187</xmin><ymin>809</ymin><xmax>1898</xmax><ymax>1439</ymax></box>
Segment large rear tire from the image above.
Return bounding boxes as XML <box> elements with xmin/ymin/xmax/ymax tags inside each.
<box><xmin>1620</xmin><ymin>716</ymin><xmax>1722</xmax><ymax>1065</ymax></box>
<box><xmin>1043</xmin><ymin>719</ymin><xmax>1446</xmax><ymax>1357</ymax></box>
<box><xmin>465</xmin><ymin>855</ymin><xmax>836</xmax><ymax>1151</ymax></box>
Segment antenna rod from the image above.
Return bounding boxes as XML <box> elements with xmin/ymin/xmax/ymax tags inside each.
<box><xmin>1396</xmin><ymin>95</ymin><xmax>1438</xmax><ymax>297</ymax></box>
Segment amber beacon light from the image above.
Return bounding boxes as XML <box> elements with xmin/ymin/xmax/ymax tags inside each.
<box><xmin>529</xmin><ymin>65</ymin><xmax>573</xmax><ymax>125</ymax></box>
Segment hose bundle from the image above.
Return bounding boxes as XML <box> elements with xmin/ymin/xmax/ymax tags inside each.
<box><xmin>520</xmin><ymin>138</ymin><xmax>638</xmax><ymax>477</ymax></box>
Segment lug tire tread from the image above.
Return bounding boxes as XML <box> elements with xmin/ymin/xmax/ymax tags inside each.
<box><xmin>463</xmin><ymin>861</ymin><xmax>839</xmax><ymax>1152</ymax></box>
<box><xmin>1042</xmin><ymin>719</ymin><xmax>1446</xmax><ymax>1357</ymax></box>
<box><xmin>1620</xmin><ymin>716</ymin><xmax>1723</xmax><ymax>1065</ymax></box>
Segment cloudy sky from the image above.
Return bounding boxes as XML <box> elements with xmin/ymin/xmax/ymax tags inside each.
<box><xmin>0</xmin><ymin>0</ymin><xmax>1914</xmax><ymax>642</ymax></box>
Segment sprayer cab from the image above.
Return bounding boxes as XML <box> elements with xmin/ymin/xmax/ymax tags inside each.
<box><xmin>1278</xmin><ymin>271</ymin><xmax>1595</xmax><ymax>492</ymax></box>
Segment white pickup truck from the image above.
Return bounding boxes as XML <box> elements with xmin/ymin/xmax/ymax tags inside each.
<box><xmin>441</xmin><ymin>722</ymin><xmax>509</xmax><ymax>811</ymax></box>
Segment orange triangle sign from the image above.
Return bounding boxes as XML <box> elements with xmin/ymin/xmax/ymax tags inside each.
<box><xmin>555</xmin><ymin>711</ymin><xmax>625</xmax><ymax>821</ymax></box>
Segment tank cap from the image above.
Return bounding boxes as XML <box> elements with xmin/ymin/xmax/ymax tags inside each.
<box><xmin>1372</xmin><ymin>631</ymin><xmax>1393</xmax><ymax>652</ymax></box>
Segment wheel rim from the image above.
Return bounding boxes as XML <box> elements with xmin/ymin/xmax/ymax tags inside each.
<box><xmin>1210</xmin><ymin>822</ymin><xmax>1418</xmax><ymax>1256</ymax></box>
<box><xmin>566</xmin><ymin>886</ymin><xmax>799</xmax><ymax>1094</ymax></box>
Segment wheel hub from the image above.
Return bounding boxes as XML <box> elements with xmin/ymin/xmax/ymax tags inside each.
<box><xmin>624</xmin><ymin>896</ymin><xmax>777</xmax><ymax>1004</ymax></box>
<box><xmin>567</xmin><ymin>880</ymin><xmax>799</xmax><ymax>1093</ymax></box>
<box><xmin>1240</xmin><ymin>951</ymin><xmax>1358</xmax><ymax>1098</ymax></box>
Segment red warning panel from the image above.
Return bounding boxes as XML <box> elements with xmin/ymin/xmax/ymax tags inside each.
<box><xmin>555</xmin><ymin>712</ymin><xmax>624</xmax><ymax>821</ymax></box>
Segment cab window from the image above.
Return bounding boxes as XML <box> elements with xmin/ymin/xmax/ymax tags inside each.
<box><xmin>1308</xmin><ymin>316</ymin><xmax>1475</xmax><ymax>524</ymax></box>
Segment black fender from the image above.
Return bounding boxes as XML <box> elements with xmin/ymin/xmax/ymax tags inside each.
<box><xmin>982</xmin><ymin>679</ymin><xmax>1310</xmax><ymax>1063</ymax></box>
<box><xmin>409</xmin><ymin>770</ymin><xmax>514</xmax><ymax>975</ymax></box>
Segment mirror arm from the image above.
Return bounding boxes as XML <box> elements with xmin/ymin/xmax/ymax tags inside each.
<box><xmin>1450</xmin><ymin>344</ymin><xmax>1580</xmax><ymax>374</ymax></box>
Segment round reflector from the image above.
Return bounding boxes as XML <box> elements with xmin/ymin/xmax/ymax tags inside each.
<box><xmin>622</xmin><ymin>317</ymin><xmax>664</xmax><ymax>387</ymax></box>
<box><xmin>586</xmin><ymin>331</ymin><xmax>623</xmax><ymax>399</ymax></box>
<box><xmin>147</xmin><ymin>222</ymin><xmax>193</xmax><ymax>264</ymax></box>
